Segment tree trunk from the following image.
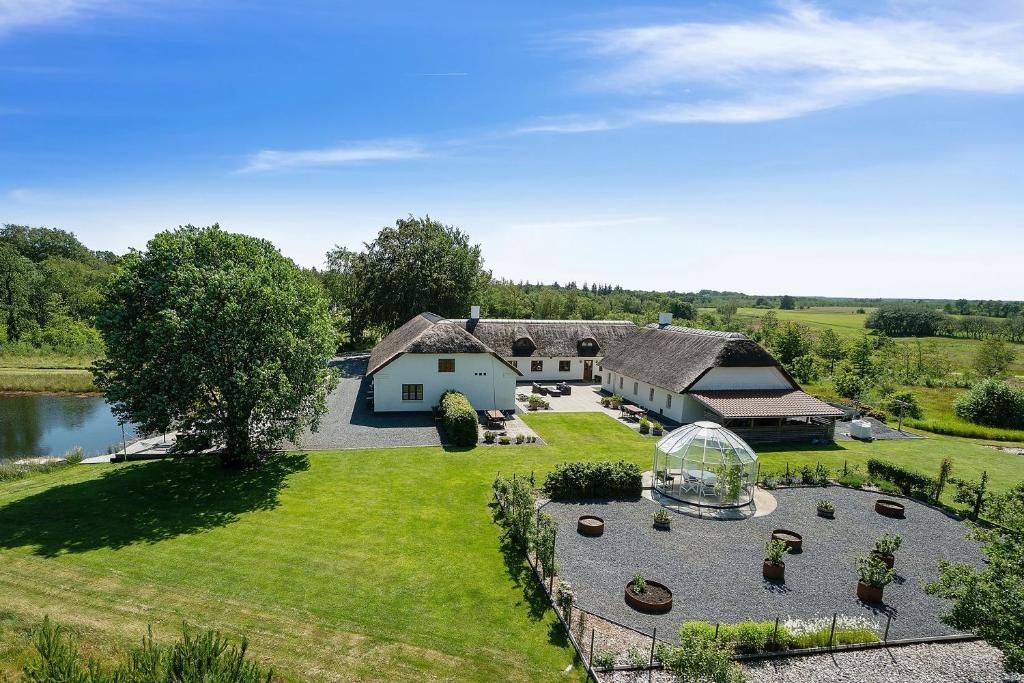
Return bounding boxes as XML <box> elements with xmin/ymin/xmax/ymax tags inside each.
<box><xmin>222</xmin><ymin>403</ymin><xmax>255</xmax><ymax>468</ymax></box>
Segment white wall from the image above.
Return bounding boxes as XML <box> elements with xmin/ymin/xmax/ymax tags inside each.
<box><xmin>600</xmin><ymin>369</ymin><xmax>689</xmax><ymax>424</ymax></box>
<box><xmin>689</xmin><ymin>366</ymin><xmax>793</xmax><ymax>391</ymax></box>
<box><xmin>508</xmin><ymin>356</ymin><xmax>600</xmax><ymax>382</ymax></box>
<box><xmin>373</xmin><ymin>353</ymin><xmax>517</xmax><ymax>412</ymax></box>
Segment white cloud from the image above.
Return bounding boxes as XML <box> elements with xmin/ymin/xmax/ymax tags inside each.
<box><xmin>0</xmin><ymin>0</ymin><xmax>114</xmax><ymax>32</ymax></box>
<box><xmin>531</xmin><ymin>1</ymin><xmax>1024</xmax><ymax>130</ymax></box>
<box><xmin>237</xmin><ymin>141</ymin><xmax>428</xmax><ymax>174</ymax></box>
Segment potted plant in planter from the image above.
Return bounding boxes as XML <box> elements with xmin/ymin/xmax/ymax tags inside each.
<box><xmin>763</xmin><ymin>539</ymin><xmax>789</xmax><ymax>581</ymax></box>
<box><xmin>639</xmin><ymin>416</ymin><xmax>650</xmax><ymax>434</ymax></box>
<box><xmin>816</xmin><ymin>500</ymin><xmax>835</xmax><ymax>519</ymax></box>
<box><xmin>652</xmin><ymin>421</ymin><xmax>664</xmax><ymax>436</ymax></box>
<box><xmin>498</xmin><ymin>435</ymin><xmax>511</xmax><ymax>445</ymax></box>
<box><xmin>653</xmin><ymin>509</ymin><xmax>671</xmax><ymax>530</ymax></box>
<box><xmin>515</xmin><ymin>433</ymin><xmax>525</xmax><ymax>444</ymax></box>
<box><xmin>610</xmin><ymin>394</ymin><xmax>623</xmax><ymax>409</ymax></box>
<box><xmin>528</xmin><ymin>395</ymin><xmax>545</xmax><ymax>411</ymax></box>
<box><xmin>872</xmin><ymin>534</ymin><xmax>902</xmax><ymax>569</ymax></box>
<box><xmin>857</xmin><ymin>555</ymin><xmax>896</xmax><ymax>603</ymax></box>
<box><xmin>601</xmin><ymin>396</ymin><xmax>611</xmax><ymax>408</ymax></box>
<box><xmin>483</xmin><ymin>431</ymin><xmax>496</xmax><ymax>444</ymax></box>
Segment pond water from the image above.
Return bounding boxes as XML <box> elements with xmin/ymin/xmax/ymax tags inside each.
<box><xmin>0</xmin><ymin>394</ymin><xmax>136</xmax><ymax>460</ymax></box>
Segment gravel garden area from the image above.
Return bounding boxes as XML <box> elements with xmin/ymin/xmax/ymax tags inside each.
<box><xmin>607</xmin><ymin>641</ymin><xmax>1021</xmax><ymax>683</ymax></box>
<box><xmin>544</xmin><ymin>487</ymin><xmax>981</xmax><ymax>642</ymax></box>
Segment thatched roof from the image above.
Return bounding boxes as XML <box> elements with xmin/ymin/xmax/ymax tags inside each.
<box><xmin>690</xmin><ymin>390</ymin><xmax>844</xmax><ymax>418</ymax></box>
<box><xmin>599</xmin><ymin>324</ymin><xmax>796</xmax><ymax>393</ymax></box>
<box><xmin>367</xmin><ymin>313</ymin><xmax>521</xmax><ymax>376</ymax></box>
<box><xmin>451</xmin><ymin>319</ymin><xmax>637</xmax><ymax>357</ymax></box>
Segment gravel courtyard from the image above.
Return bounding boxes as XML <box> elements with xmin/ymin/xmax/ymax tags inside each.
<box><xmin>288</xmin><ymin>355</ymin><xmax>443</xmax><ymax>450</ymax></box>
<box><xmin>544</xmin><ymin>487</ymin><xmax>981</xmax><ymax>641</ymax></box>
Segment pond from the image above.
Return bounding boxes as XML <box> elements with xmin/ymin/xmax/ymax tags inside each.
<box><xmin>0</xmin><ymin>394</ymin><xmax>137</xmax><ymax>460</ymax></box>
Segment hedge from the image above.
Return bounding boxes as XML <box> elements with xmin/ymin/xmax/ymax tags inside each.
<box><xmin>866</xmin><ymin>458</ymin><xmax>936</xmax><ymax>499</ymax></box>
<box><xmin>542</xmin><ymin>460</ymin><xmax>642</xmax><ymax>500</ymax></box>
<box><xmin>439</xmin><ymin>390</ymin><xmax>478</xmax><ymax>447</ymax></box>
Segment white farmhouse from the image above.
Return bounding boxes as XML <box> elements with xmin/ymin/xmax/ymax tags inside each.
<box><xmin>368</xmin><ymin>308</ymin><xmax>842</xmax><ymax>443</ymax></box>
<box><xmin>598</xmin><ymin>315</ymin><xmax>842</xmax><ymax>443</ymax></box>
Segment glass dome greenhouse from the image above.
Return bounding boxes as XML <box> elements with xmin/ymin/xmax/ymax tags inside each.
<box><xmin>653</xmin><ymin>421</ymin><xmax>759</xmax><ymax>508</ymax></box>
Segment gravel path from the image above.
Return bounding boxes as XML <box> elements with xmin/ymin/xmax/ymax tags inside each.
<box><xmin>287</xmin><ymin>356</ymin><xmax>442</xmax><ymax>450</ymax></box>
<box><xmin>834</xmin><ymin>417</ymin><xmax>924</xmax><ymax>441</ymax></box>
<box><xmin>607</xmin><ymin>641</ymin><xmax>1021</xmax><ymax>683</ymax></box>
<box><xmin>545</xmin><ymin>487</ymin><xmax>980</xmax><ymax>641</ymax></box>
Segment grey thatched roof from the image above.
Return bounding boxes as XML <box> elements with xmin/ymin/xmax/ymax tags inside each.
<box><xmin>367</xmin><ymin>312</ymin><xmax>520</xmax><ymax>376</ymax></box>
<box><xmin>690</xmin><ymin>390</ymin><xmax>844</xmax><ymax>418</ymax></box>
<box><xmin>451</xmin><ymin>319</ymin><xmax>637</xmax><ymax>357</ymax></box>
<box><xmin>599</xmin><ymin>324</ymin><xmax>796</xmax><ymax>394</ymax></box>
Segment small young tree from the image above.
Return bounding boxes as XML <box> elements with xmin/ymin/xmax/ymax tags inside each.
<box><xmin>773</xmin><ymin>322</ymin><xmax>812</xmax><ymax>366</ymax></box>
<box><xmin>93</xmin><ymin>225</ymin><xmax>338</xmax><ymax>467</ymax></box>
<box><xmin>974</xmin><ymin>337</ymin><xmax>1016</xmax><ymax>378</ymax></box>
<box><xmin>815</xmin><ymin>328</ymin><xmax>846</xmax><ymax>374</ymax></box>
<box><xmin>779</xmin><ymin>295</ymin><xmax>796</xmax><ymax>310</ymax></box>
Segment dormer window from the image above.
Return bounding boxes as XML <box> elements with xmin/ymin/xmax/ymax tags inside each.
<box><xmin>578</xmin><ymin>337</ymin><xmax>599</xmax><ymax>356</ymax></box>
<box><xmin>512</xmin><ymin>336</ymin><xmax>536</xmax><ymax>356</ymax></box>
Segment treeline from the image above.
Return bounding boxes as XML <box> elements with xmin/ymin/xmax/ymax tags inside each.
<box><xmin>866</xmin><ymin>305</ymin><xmax>1024</xmax><ymax>342</ymax></box>
<box><xmin>0</xmin><ymin>224</ymin><xmax>117</xmax><ymax>355</ymax></box>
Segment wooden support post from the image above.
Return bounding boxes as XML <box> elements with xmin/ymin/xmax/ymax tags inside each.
<box><xmin>884</xmin><ymin>613</ymin><xmax>892</xmax><ymax>642</ymax></box>
<box><xmin>828</xmin><ymin>612</ymin><xmax>837</xmax><ymax>648</ymax></box>
<box><xmin>588</xmin><ymin>628</ymin><xmax>595</xmax><ymax>678</ymax></box>
<box><xmin>648</xmin><ymin>626</ymin><xmax>657</xmax><ymax>683</ymax></box>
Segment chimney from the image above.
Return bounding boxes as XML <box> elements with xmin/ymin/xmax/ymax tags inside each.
<box><xmin>470</xmin><ymin>305</ymin><xmax>481</xmax><ymax>320</ymax></box>
<box><xmin>659</xmin><ymin>312</ymin><xmax>672</xmax><ymax>326</ymax></box>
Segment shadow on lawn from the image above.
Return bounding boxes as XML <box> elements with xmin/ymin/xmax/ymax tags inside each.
<box><xmin>0</xmin><ymin>453</ymin><xmax>308</xmax><ymax>557</ymax></box>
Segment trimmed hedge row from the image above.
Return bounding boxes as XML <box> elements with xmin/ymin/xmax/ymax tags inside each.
<box><xmin>866</xmin><ymin>458</ymin><xmax>936</xmax><ymax>498</ymax></box>
<box><xmin>440</xmin><ymin>390</ymin><xmax>478</xmax><ymax>447</ymax></box>
<box><xmin>542</xmin><ymin>460</ymin><xmax>642</xmax><ymax>500</ymax></box>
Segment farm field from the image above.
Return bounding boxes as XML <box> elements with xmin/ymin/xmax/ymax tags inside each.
<box><xmin>1</xmin><ymin>412</ymin><xmax>1022</xmax><ymax>681</ymax></box>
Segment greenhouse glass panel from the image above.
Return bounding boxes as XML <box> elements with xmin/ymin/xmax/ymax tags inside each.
<box><xmin>652</xmin><ymin>421</ymin><xmax>758</xmax><ymax>508</ymax></box>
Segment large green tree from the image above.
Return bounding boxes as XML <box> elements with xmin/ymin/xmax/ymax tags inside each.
<box><xmin>93</xmin><ymin>225</ymin><xmax>337</xmax><ymax>467</ymax></box>
<box><xmin>926</xmin><ymin>483</ymin><xmax>1024</xmax><ymax>673</ymax></box>
<box><xmin>0</xmin><ymin>243</ymin><xmax>38</xmax><ymax>342</ymax></box>
<box><xmin>358</xmin><ymin>216</ymin><xmax>489</xmax><ymax>332</ymax></box>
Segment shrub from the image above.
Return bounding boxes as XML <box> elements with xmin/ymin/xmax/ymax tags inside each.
<box><xmin>22</xmin><ymin>617</ymin><xmax>274</xmax><ymax>683</ymax></box>
<box><xmin>954</xmin><ymin>380</ymin><xmax>1024</xmax><ymax>429</ymax></box>
<box><xmin>556</xmin><ymin>581</ymin><xmax>574</xmax><ymax>617</ymax></box>
<box><xmin>813</xmin><ymin>462</ymin><xmax>830</xmax><ymax>486</ymax></box>
<box><xmin>658</xmin><ymin>627</ymin><xmax>746</xmax><ymax>683</ymax></box>
<box><xmin>838</xmin><ymin>471</ymin><xmax>867</xmax><ymax>488</ymax></box>
<box><xmin>765</xmin><ymin>539</ymin><xmax>789</xmax><ymax>564</ymax></box>
<box><xmin>799</xmin><ymin>464</ymin><xmax>815</xmax><ymax>485</ymax></box>
<box><xmin>531</xmin><ymin>513</ymin><xmax>558</xmax><ymax>575</ymax></box>
<box><xmin>483</xmin><ymin>431</ymin><xmax>496</xmax><ymax>444</ymax></box>
<box><xmin>439</xmin><ymin>391</ymin><xmax>478</xmax><ymax>447</ymax></box>
<box><xmin>833</xmin><ymin>369</ymin><xmax>868</xmax><ymax>400</ymax></box>
<box><xmin>760</xmin><ymin>474</ymin><xmax>777</xmax><ymax>490</ymax></box>
<box><xmin>63</xmin><ymin>447</ymin><xmax>84</xmax><ymax>465</ymax></box>
<box><xmin>652</xmin><ymin>421</ymin><xmax>663</xmax><ymax>432</ymax></box>
<box><xmin>593</xmin><ymin>650</ymin><xmax>616</xmax><ymax>669</ymax></box>
<box><xmin>883</xmin><ymin>390</ymin><xmax>923</xmax><ymax>420</ymax></box>
<box><xmin>866</xmin><ymin>459</ymin><xmax>936</xmax><ymax>499</ymax></box>
<box><xmin>542</xmin><ymin>461</ymin><xmax>642</xmax><ymax>500</ymax></box>
<box><xmin>515</xmin><ymin>433</ymin><xmax>525</xmax><ymax>444</ymax></box>
<box><xmin>858</xmin><ymin>555</ymin><xmax>896</xmax><ymax>588</ymax></box>
<box><xmin>631</xmin><ymin>573</ymin><xmax>647</xmax><ymax>594</ymax></box>
<box><xmin>492</xmin><ymin>474</ymin><xmax>535</xmax><ymax>550</ymax></box>
<box><xmin>498</xmin><ymin>435</ymin><xmax>511</xmax><ymax>445</ymax></box>
<box><xmin>626</xmin><ymin>645</ymin><xmax>647</xmax><ymax>668</ymax></box>
<box><xmin>653</xmin><ymin>509</ymin><xmax>671</xmax><ymax>523</ymax></box>
<box><xmin>874</xmin><ymin>533</ymin><xmax>902</xmax><ymax>556</ymax></box>
<box><xmin>817</xmin><ymin>499</ymin><xmax>834</xmax><ymax>513</ymax></box>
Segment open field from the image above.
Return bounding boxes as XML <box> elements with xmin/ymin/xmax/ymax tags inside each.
<box><xmin>1</xmin><ymin>412</ymin><xmax>1022</xmax><ymax>680</ymax></box>
<box><xmin>0</xmin><ymin>368</ymin><xmax>97</xmax><ymax>393</ymax></box>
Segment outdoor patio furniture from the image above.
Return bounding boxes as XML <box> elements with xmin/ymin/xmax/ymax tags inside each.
<box><xmin>547</xmin><ymin>388</ymin><xmax>562</xmax><ymax>398</ymax></box>
<box><xmin>557</xmin><ymin>383</ymin><xmax>572</xmax><ymax>395</ymax></box>
<box><xmin>532</xmin><ymin>383</ymin><xmax>547</xmax><ymax>395</ymax></box>
<box><xmin>485</xmin><ymin>409</ymin><xmax>506</xmax><ymax>429</ymax></box>
<box><xmin>621</xmin><ymin>404</ymin><xmax>645</xmax><ymax>421</ymax></box>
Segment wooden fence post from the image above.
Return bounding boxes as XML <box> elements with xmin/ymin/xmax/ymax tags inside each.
<box><xmin>648</xmin><ymin>626</ymin><xmax>657</xmax><ymax>683</ymax></box>
<box><xmin>828</xmin><ymin>612</ymin><xmax>837</xmax><ymax>648</ymax></box>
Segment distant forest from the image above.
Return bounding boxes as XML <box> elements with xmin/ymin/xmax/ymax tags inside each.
<box><xmin>2</xmin><ymin>220</ymin><xmax>1021</xmax><ymax>357</ymax></box>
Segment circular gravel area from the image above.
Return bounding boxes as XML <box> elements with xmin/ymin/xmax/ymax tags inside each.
<box><xmin>545</xmin><ymin>487</ymin><xmax>981</xmax><ymax>641</ymax></box>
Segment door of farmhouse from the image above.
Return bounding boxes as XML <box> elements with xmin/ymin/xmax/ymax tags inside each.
<box><xmin>583</xmin><ymin>360</ymin><xmax>593</xmax><ymax>381</ymax></box>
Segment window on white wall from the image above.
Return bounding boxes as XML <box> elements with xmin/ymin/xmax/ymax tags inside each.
<box><xmin>633</xmin><ymin>381</ymin><xmax>638</xmax><ymax>395</ymax></box>
<box><xmin>531</xmin><ymin>360</ymin><xmax>543</xmax><ymax>372</ymax></box>
<box><xmin>558</xmin><ymin>360</ymin><xmax>571</xmax><ymax>372</ymax></box>
<box><xmin>667</xmin><ymin>394</ymin><xmax>672</xmax><ymax>408</ymax></box>
<box><xmin>438</xmin><ymin>358</ymin><xmax>455</xmax><ymax>372</ymax></box>
<box><xmin>510</xmin><ymin>360</ymin><xmax>518</xmax><ymax>369</ymax></box>
<box><xmin>649</xmin><ymin>387</ymin><xmax>655</xmax><ymax>401</ymax></box>
<box><xmin>619</xmin><ymin>377</ymin><xmax>623</xmax><ymax>389</ymax></box>
<box><xmin>402</xmin><ymin>384</ymin><xmax>423</xmax><ymax>401</ymax></box>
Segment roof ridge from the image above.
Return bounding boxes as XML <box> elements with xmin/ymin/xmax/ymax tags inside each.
<box><xmin>644</xmin><ymin>323</ymin><xmax>747</xmax><ymax>340</ymax></box>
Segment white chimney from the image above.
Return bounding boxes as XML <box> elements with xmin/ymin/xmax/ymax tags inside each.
<box><xmin>470</xmin><ymin>305</ymin><xmax>481</xmax><ymax>320</ymax></box>
<box><xmin>659</xmin><ymin>312</ymin><xmax>672</xmax><ymax>326</ymax></box>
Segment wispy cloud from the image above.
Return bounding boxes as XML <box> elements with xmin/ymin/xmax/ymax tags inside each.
<box><xmin>237</xmin><ymin>140</ymin><xmax>428</xmax><ymax>174</ymax></box>
<box><xmin>527</xmin><ymin>1</ymin><xmax>1024</xmax><ymax>131</ymax></box>
<box><xmin>0</xmin><ymin>0</ymin><xmax>114</xmax><ymax>33</ymax></box>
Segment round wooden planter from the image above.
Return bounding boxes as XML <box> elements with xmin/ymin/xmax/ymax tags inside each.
<box><xmin>762</xmin><ymin>560</ymin><xmax>785</xmax><ymax>581</ymax></box>
<box><xmin>625</xmin><ymin>580</ymin><xmax>673</xmax><ymax>614</ymax></box>
<box><xmin>817</xmin><ymin>508</ymin><xmax>834</xmax><ymax>519</ymax></box>
<box><xmin>875</xmin><ymin>500</ymin><xmax>905</xmax><ymax>519</ymax></box>
<box><xmin>577</xmin><ymin>516</ymin><xmax>605</xmax><ymax>537</ymax></box>
<box><xmin>871</xmin><ymin>551</ymin><xmax>895</xmax><ymax>569</ymax></box>
<box><xmin>653</xmin><ymin>518</ymin><xmax>671</xmax><ymax>531</ymax></box>
<box><xmin>857</xmin><ymin>580</ymin><xmax>884</xmax><ymax>604</ymax></box>
<box><xmin>772</xmin><ymin>529</ymin><xmax>803</xmax><ymax>554</ymax></box>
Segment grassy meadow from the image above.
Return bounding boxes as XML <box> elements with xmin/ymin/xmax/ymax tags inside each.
<box><xmin>0</xmin><ymin>351</ymin><xmax>99</xmax><ymax>392</ymax></box>
<box><xmin>1</xmin><ymin>412</ymin><xmax>1022</xmax><ymax>681</ymax></box>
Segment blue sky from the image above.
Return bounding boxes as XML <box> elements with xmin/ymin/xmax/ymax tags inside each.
<box><xmin>1</xmin><ymin>0</ymin><xmax>1022</xmax><ymax>299</ymax></box>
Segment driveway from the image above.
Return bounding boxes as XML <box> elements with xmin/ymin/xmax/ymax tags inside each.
<box><xmin>290</xmin><ymin>355</ymin><xmax>442</xmax><ymax>450</ymax></box>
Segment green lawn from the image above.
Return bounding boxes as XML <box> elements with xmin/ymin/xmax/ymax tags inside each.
<box><xmin>0</xmin><ymin>412</ymin><xmax>1021</xmax><ymax>680</ymax></box>
<box><xmin>0</xmin><ymin>368</ymin><xmax>96</xmax><ymax>392</ymax></box>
